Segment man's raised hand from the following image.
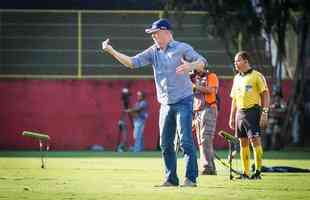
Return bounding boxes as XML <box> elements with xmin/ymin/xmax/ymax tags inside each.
<box><xmin>102</xmin><ymin>39</ymin><xmax>111</xmax><ymax>51</ymax></box>
<box><xmin>176</xmin><ymin>58</ymin><xmax>194</xmax><ymax>75</ymax></box>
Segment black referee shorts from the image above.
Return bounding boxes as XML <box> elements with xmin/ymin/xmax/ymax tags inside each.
<box><xmin>236</xmin><ymin>105</ymin><xmax>261</xmax><ymax>138</ymax></box>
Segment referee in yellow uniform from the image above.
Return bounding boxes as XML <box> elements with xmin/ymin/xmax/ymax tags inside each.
<box><xmin>229</xmin><ymin>51</ymin><xmax>270</xmax><ymax>179</ymax></box>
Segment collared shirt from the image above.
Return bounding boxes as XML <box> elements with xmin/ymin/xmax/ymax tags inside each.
<box><xmin>132</xmin><ymin>40</ymin><xmax>207</xmax><ymax>104</ymax></box>
<box><xmin>230</xmin><ymin>69</ymin><xmax>268</xmax><ymax>109</ymax></box>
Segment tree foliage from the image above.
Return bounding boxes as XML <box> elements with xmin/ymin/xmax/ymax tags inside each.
<box><xmin>165</xmin><ymin>0</ymin><xmax>310</xmax><ymax>146</ymax></box>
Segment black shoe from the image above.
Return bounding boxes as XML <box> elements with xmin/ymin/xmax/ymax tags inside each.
<box><xmin>234</xmin><ymin>174</ymin><xmax>250</xmax><ymax>180</ymax></box>
<box><xmin>154</xmin><ymin>181</ymin><xmax>179</xmax><ymax>187</ymax></box>
<box><xmin>201</xmin><ymin>169</ymin><xmax>217</xmax><ymax>175</ymax></box>
<box><xmin>250</xmin><ymin>170</ymin><xmax>262</xmax><ymax>180</ymax></box>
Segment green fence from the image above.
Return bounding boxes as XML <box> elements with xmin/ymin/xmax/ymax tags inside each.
<box><xmin>0</xmin><ymin>10</ymin><xmax>270</xmax><ymax>79</ymax></box>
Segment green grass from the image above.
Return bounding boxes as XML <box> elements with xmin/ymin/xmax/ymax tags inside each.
<box><xmin>0</xmin><ymin>150</ymin><xmax>310</xmax><ymax>200</ymax></box>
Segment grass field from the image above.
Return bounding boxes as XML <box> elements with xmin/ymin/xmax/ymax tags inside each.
<box><xmin>0</xmin><ymin>150</ymin><xmax>310</xmax><ymax>200</ymax></box>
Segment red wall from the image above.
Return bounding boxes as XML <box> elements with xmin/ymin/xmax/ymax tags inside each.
<box><xmin>0</xmin><ymin>79</ymin><xmax>292</xmax><ymax>151</ymax></box>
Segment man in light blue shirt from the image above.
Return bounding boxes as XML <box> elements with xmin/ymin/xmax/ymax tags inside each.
<box><xmin>102</xmin><ymin>18</ymin><xmax>207</xmax><ymax>187</ymax></box>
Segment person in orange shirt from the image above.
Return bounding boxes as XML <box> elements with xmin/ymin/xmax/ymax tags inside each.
<box><xmin>191</xmin><ymin>67</ymin><xmax>219</xmax><ymax>175</ymax></box>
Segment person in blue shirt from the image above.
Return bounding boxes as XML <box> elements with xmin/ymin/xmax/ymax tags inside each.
<box><xmin>125</xmin><ymin>90</ymin><xmax>148</xmax><ymax>152</ymax></box>
<box><xmin>102</xmin><ymin>18</ymin><xmax>207</xmax><ymax>187</ymax></box>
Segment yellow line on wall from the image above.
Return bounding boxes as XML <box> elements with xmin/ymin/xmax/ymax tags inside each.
<box><xmin>77</xmin><ymin>11</ymin><xmax>82</xmax><ymax>79</ymax></box>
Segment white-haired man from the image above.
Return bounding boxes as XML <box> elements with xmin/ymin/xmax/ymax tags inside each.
<box><xmin>102</xmin><ymin>18</ymin><xmax>208</xmax><ymax>187</ymax></box>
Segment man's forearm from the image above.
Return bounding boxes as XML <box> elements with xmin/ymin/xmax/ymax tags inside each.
<box><xmin>127</xmin><ymin>106</ymin><xmax>141</xmax><ymax>113</ymax></box>
<box><xmin>261</xmin><ymin>90</ymin><xmax>270</xmax><ymax>109</ymax></box>
<box><xmin>229</xmin><ymin>99</ymin><xmax>237</xmax><ymax>121</ymax></box>
<box><xmin>106</xmin><ymin>47</ymin><xmax>134</xmax><ymax>69</ymax></box>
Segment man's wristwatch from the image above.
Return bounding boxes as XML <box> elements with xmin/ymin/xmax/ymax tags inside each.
<box><xmin>262</xmin><ymin>107</ymin><xmax>269</xmax><ymax>114</ymax></box>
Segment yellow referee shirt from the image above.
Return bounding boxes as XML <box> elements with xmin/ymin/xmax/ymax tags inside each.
<box><xmin>230</xmin><ymin>69</ymin><xmax>268</xmax><ymax>109</ymax></box>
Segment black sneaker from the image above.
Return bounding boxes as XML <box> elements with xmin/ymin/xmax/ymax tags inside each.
<box><xmin>250</xmin><ymin>170</ymin><xmax>262</xmax><ymax>180</ymax></box>
<box><xmin>201</xmin><ymin>169</ymin><xmax>217</xmax><ymax>175</ymax></box>
<box><xmin>234</xmin><ymin>174</ymin><xmax>250</xmax><ymax>180</ymax></box>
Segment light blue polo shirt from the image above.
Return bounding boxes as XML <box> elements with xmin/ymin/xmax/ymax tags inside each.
<box><xmin>132</xmin><ymin>40</ymin><xmax>207</xmax><ymax>105</ymax></box>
